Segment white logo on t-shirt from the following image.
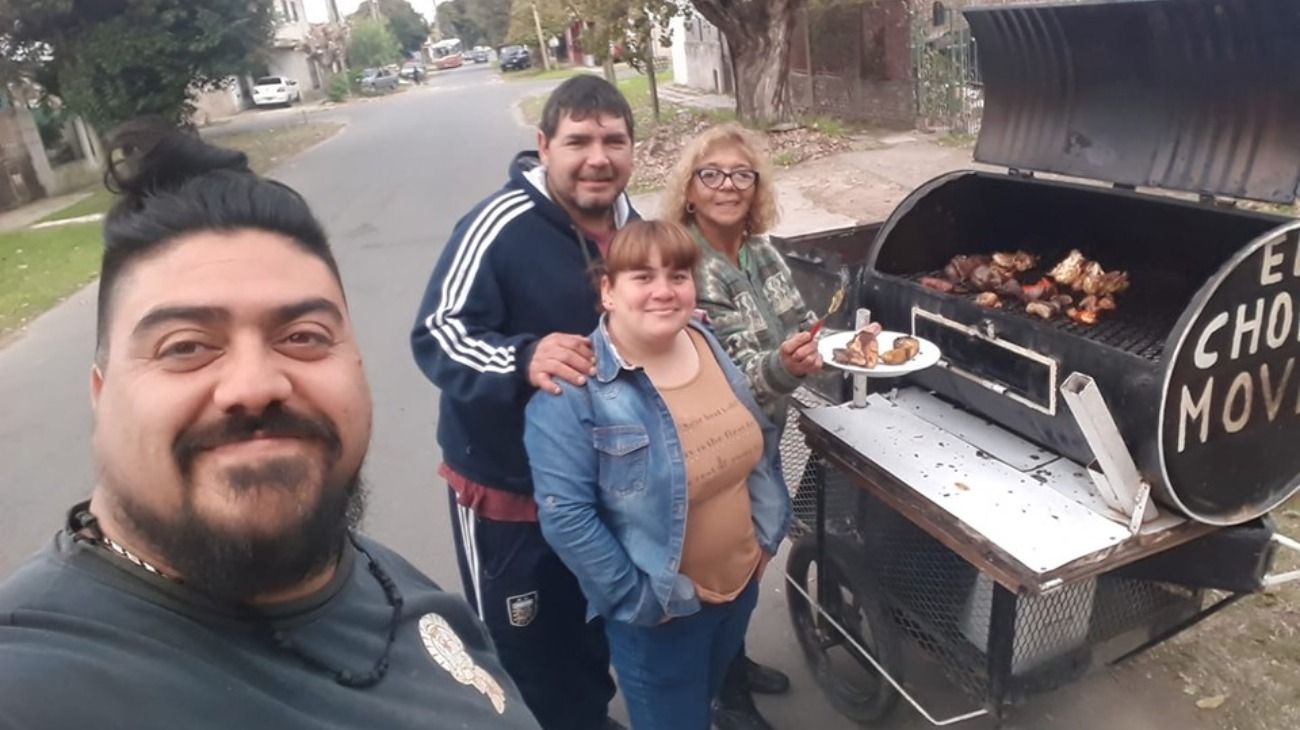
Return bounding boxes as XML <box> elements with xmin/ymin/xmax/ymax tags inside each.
<box><xmin>419</xmin><ymin>613</ymin><xmax>507</xmax><ymax>714</ymax></box>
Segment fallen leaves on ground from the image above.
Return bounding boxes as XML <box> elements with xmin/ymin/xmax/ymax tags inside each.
<box><xmin>630</xmin><ymin>108</ymin><xmax>852</xmax><ymax>192</ymax></box>
<box><xmin>1196</xmin><ymin>694</ymin><xmax>1229</xmax><ymax>710</ymax></box>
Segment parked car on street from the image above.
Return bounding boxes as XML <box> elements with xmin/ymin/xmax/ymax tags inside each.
<box><xmin>251</xmin><ymin>76</ymin><xmax>302</xmax><ymax>107</ymax></box>
<box><xmin>471</xmin><ymin>46</ymin><xmax>491</xmax><ymax>64</ymax></box>
<box><xmin>498</xmin><ymin>45</ymin><xmax>531</xmax><ymax>72</ymax></box>
<box><xmin>360</xmin><ymin>67</ymin><xmax>400</xmax><ymax>93</ymax></box>
<box><xmin>400</xmin><ymin>62</ymin><xmax>426</xmax><ymax>82</ymax></box>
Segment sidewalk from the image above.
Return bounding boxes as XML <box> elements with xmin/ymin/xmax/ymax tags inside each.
<box><xmin>0</xmin><ymin>192</ymin><xmax>93</xmax><ymax>234</ymax></box>
<box><xmin>633</xmin><ymin>128</ymin><xmax>990</xmax><ymax>237</ymax></box>
<box><xmin>657</xmin><ymin>83</ymin><xmax>736</xmax><ymax>112</ymax></box>
<box><xmin>648</xmin><ymin>83</ymin><xmax>996</xmax><ymax>233</ymax></box>
<box><xmin>777</xmin><ymin>133</ymin><xmax>1000</xmax><ymax>226</ymax></box>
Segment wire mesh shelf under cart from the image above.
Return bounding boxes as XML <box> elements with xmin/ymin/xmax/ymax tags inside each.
<box><xmin>777</xmin><ymin>388</ymin><xmax>1295</xmax><ymax>727</ymax></box>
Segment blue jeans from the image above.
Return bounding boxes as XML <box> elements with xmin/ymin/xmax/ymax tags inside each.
<box><xmin>604</xmin><ymin>578</ymin><xmax>759</xmax><ymax>730</ymax></box>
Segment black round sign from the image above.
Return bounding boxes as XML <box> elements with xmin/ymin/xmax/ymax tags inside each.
<box><xmin>1160</xmin><ymin>222</ymin><xmax>1300</xmax><ymax>525</ymax></box>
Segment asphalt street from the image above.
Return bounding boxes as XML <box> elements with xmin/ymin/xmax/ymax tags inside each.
<box><xmin>0</xmin><ymin>64</ymin><xmax>1213</xmax><ymax>730</ymax></box>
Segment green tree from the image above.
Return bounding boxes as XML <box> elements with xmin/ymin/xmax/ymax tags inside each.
<box><xmin>468</xmin><ymin>0</ymin><xmax>513</xmax><ymax>48</ymax></box>
<box><xmin>350</xmin><ymin>0</ymin><xmax>429</xmax><ymax>55</ymax></box>
<box><xmin>347</xmin><ymin>17</ymin><xmax>402</xmax><ymax>69</ymax></box>
<box><xmin>505</xmin><ymin>0</ymin><xmax>569</xmax><ymax>54</ymax></box>
<box><xmin>525</xmin><ymin>0</ymin><xmax>684</xmax><ymax>114</ymax></box>
<box><xmin>435</xmin><ymin>0</ymin><xmax>485</xmax><ymax>49</ymax></box>
<box><xmin>0</xmin><ymin>0</ymin><xmax>275</xmax><ymax>130</ymax></box>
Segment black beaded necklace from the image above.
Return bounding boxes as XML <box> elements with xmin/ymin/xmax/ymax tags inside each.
<box><xmin>70</xmin><ymin>506</ymin><xmax>404</xmax><ymax>689</ymax></box>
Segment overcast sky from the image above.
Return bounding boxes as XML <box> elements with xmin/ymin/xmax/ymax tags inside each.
<box><xmin>304</xmin><ymin>0</ymin><xmax>438</xmax><ymax>24</ymax></box>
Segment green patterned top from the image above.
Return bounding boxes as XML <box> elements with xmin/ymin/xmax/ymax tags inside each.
<box><xmin>691</xmin><ymin>224</ymin><xmax>815</xmax><ymax>428</ymax></box>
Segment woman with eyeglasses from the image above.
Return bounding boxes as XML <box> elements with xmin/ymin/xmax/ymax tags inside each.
<box><xmin>660</xmin><ymin>123</ymin><xmax>822</xmax><ymax>730</ymax></box>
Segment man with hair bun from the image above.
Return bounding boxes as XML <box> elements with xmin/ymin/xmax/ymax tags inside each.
<box><xmin>0</xmin><ymin>118</ymin><xmax>539</xmax><ymax>730</ymax></box>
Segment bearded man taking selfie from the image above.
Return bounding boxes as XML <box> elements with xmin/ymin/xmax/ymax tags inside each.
<box><xmin>0</xmin><ymin>119</ymin><xmax>539</xmax><ymax>730</ymax></box>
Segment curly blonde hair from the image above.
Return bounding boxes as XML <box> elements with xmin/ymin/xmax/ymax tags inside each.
<box><xmin>660</xmin><ymin>123</ymin><xmax>779</xmax><ymax>235</ymax></box>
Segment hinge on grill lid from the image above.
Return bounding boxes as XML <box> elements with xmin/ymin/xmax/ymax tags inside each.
<box><xmin>1008</xmin><ymin>167</ymin><xmax>1034</xmax><ymax>179</ymax></box>
<box><xmin>1197</xmin><ymin>192</ymin><xmax>1240</xmax><ymax>209</ymax></box>
<box><xmin>1059</xmin><ymin>372</ymin><xmax>1159</xmax><ymax>534</ymax></box>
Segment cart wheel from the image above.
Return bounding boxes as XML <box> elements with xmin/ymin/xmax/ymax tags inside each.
<box><xmin>786</xmin><ymin>535</ymin><xmax>902</xmax><ymax>724</ymax></box>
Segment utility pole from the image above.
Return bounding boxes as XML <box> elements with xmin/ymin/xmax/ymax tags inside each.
<box><xmin>531</xmin><ymin>3</ymin><xmax>552</xmax><ymax>70</ymax></box>
<box><xmin>327</xmin><ymin>0</ymin><xmax>341</xmax><ymax>23</ymax></box>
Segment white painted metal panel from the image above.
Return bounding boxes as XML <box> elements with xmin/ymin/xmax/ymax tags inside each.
<box><xmin>804</xmin><ymin>393</ymin><xmax>1188</xmax><ymax>576</ymax></box>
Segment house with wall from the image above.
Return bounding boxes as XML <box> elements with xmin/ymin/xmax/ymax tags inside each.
<box><xmin>669</xmin><ymin>14</ymin><xmax>731</xmax><ymax>95</ymax></box>
<box><xmin>670</xmin><ymin>0</ymin><xmax>1001</xmax><ymax>131</ymax></box>
<box><xmin>193</xmin><ymin>0</ymin><xmax>335</xmax><ymax>125</ymax></box>
<box><xmin>0</xmin><ymin>88</ymin><xmax>106</xmax><ymax>211</ymax></box>
<box><xmin>0</xmin><ymin>99</ymin><xmax>51</xmax><ymax>211</ymax></box>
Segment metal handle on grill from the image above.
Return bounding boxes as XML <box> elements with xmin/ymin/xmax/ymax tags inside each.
<box><xmin>934</xmin><ymin>358</ymin><xmax>1009</xmax><ymax>396</ymax></box>
<box><xmin>783</xmin><ymin>251</ymin><xmax>825</xmax><ymax>266</ymax></box>
<box><xmin>851</xmin><ymin>308</ymin><xmax>871</xmax><ymax>408</ymax></box>
<box><xmin>1060</xmin><ymin>372</ymin><xmax>1159</xmax><ymax>532</ymax></box>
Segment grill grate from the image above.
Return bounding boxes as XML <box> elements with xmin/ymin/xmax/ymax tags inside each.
<box><xmin>902</xmin><ymin>272</ymin><xmax>1173</xmax><ymax>361</ymax></box>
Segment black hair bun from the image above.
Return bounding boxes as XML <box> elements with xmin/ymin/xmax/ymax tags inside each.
<box><xmin>104</xmin><ymin>116</ymin><xmax>251</xmax><ymax>200</ymax></box>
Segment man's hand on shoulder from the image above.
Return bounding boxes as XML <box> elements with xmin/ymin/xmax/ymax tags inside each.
<box><xmin>528</xmin><ymin>333</ymin><xmax>596</xmax><ymax>395</ymax></box>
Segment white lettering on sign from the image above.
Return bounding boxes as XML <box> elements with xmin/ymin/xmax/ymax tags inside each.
<box><xmin>1196</xmin><ymin>292</ymin><xmax>1300</xmax><ymax>369</ymax></box>
<box><xmin>1268</xmin><ymin>293</ymin><xmax>1295</xmax><ymax>349</ymax></box>
<box><xmin>1194</xmin><ymin>312</ymin><xmax>1229</xmax><ymax>369</ymax></box>
<box><xmin>1222</xmin><ymin>371</ymin><xmax>1254</xmax><ymax>434</ymax></box>
<box><xmin>1175</xmin><ymin>235</ymin><xmax>1300</xmax><ymax>455</ymax></box>
<box><xmin>1261</xmin><ymin>238</ymin><xmax>1287</xmax><ymax>285</ymax></box>
<box><xmin>1175</xmin><ymin>358</ymin><xmax>1300</xmax><ymax>452</ymax></box>
<box><xmin>1262</xmin><ymin>359</ymin><xmax>1295</xmax><ymax>422</ymax></box>
<box><xmin>1178</xmin><ymin>377</ymin><xmax>1214</xmax><ymax>453</ymax></box>
<box><xmin>1232</xmin><ymin>298</ymin><xmax>1265</xmax><ymax>360</ymax></box>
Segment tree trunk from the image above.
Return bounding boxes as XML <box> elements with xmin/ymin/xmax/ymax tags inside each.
<box><xmin>729</xmin><ymin>32</ymin><xmax>792</xmax><ymax>124</ymax></box>
<box><xmin>645</xmin><ymin>31</ymin><xmax>660</xmax><ymax>122</ymax></box>
<box><xmin>693</xmin><ymin>0</ymin><xmax>801</xmax><ymax>126</ymax></box>
<box><xmin>603</xmin><ymin>53</ymin><xmax>617</xmax><ymax>85</ymax></box>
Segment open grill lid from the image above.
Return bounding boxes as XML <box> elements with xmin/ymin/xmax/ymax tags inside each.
<box><xmin>965</xmin><ymin>0</ymin><xmax>1300</xmax><ymax>204</ymax></box>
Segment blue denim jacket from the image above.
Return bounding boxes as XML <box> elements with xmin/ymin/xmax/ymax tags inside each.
<box><xmin>523</xmin><ymin>318</ymin><xmax>792</xmax><ymax>627</ymax></box>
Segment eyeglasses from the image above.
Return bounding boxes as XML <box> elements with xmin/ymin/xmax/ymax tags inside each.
<box><xmin>694</xmin><ymin>167</ymin><xmax>759</xmax><ymax>191</ymax></box>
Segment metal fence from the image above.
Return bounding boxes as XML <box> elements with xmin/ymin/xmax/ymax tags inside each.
<box><xmin>912</xmin><ymin>2</ymin><xmax>983</xmax><ymax>134</ymax></box>
<box><xmin>781</xmin><ymin>1</ymin><xmax>987</xmax><ymax>132</ymax></box>
<box><xmin>788</xmin><ymin>1</ymin><xmax>917</xmax><ymax>128</ymax></box>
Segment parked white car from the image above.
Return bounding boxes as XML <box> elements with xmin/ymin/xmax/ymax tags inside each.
<box><xmin>251</xmin><ymin>76</ymin><xmax>302</xmax><ymax>107</ymax></box>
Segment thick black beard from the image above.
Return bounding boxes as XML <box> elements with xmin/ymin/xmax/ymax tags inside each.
<box><xmin>102</xmin><ymin>404</ymin><xmax>367</xmax><ymax>603</ymax></box>
<box><xmin>115</xmin><ymin>463</ymin><xmax>367</xmax><ymax>604</ymax></box>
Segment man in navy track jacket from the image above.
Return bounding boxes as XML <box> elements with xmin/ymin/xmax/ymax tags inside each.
<box><xmin>411</xmin><ymin>75</ymin><xmax>637</xmax><ymax>730</ymax></box>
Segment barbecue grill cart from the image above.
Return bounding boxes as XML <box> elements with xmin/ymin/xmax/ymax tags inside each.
<box><xmin>778</xmin><ymin>0</ymin><xmax>1300</xmax><ymax>724</ymax></box>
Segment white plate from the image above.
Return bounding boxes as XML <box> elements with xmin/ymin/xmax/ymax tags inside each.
<box><xmin>817</xmin><ymin>330</ymin><xmax>942</xmax><ymax>377</ymax></box>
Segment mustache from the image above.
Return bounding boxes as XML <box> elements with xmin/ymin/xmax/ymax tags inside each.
<box><xmin>578</xmin><ymin>171</ymin><xmax>615</xmax><ymax>182</ymax></box>
<box><xmin>173</xmin><ymin>405</ymin><xmax>342</xmax><ymax>476</ymax></box>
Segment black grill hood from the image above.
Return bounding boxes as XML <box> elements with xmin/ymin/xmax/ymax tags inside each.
<box><xmin>965</xmin><ymin>0</ymin><xmax>1300</xmax><ymax>204</ymax></box>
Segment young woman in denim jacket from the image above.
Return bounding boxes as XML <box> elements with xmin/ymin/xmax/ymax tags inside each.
<box><xmin>524</xmin><ymin>220</ymin><xmax>792</xmax><ymax>730</ymax></box>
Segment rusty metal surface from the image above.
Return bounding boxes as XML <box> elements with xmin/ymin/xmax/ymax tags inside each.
<box><xmin>966</xmin><ymin>0</ymin><xmax>1300</xmax><ymax>203</ymax></box>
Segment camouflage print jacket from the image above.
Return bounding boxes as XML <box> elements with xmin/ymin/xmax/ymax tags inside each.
<box><xmin>692</xmin><ymin>225</ymin><xmax>815</xmax><ymax>427</ymax></box>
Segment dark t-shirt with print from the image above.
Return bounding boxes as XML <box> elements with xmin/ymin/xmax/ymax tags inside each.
<box><xmin>0</xmin><ymin>526</ymin><xmax>540</xmax><ymax>730</ymax></box>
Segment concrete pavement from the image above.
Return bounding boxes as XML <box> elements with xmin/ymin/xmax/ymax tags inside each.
<box><xmin>0</xmin><ymin>191</ymin><xmax>93</xmax><ymax>233</ymax></box>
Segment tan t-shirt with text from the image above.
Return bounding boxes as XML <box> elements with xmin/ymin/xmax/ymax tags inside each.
<box><xmin>658</xmin><ymin>329</ymin><xmax>764</xmax><ymax>603</ymax></box>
